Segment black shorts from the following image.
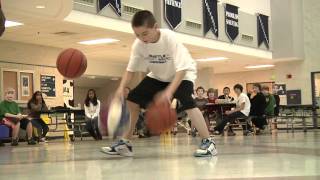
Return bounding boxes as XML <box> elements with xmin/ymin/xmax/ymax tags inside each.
<box><xmin>127</xmin><ymin>76</ymin><xmax>196</xmax><ymax>111</ymax></box>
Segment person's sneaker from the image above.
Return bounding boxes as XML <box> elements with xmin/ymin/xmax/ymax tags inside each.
<box><xmin>243</xmin><ymin>130</ymin><xmax>254</xmax><ymax>136</ymax></box>
<box><xmin>100</xmin><ymin>139</ymin><xmax>133</xmax><ymax>157</ymax></box>
<box><xmin>11</xmin><ymin>139</ymin><xmax>19</xmax><ymax>146</ymax></box>
<box><xmin>0</xmin><ymin>140</ymin><xmax>5</xmax><ymax>147</ymax></box>
<box><xmin>27</xmin><ymin>138</ymin><xmax>37</xmax><ymax>145</ymax></box>
<box><xmin>194</xmin><ymin>138</ymin><xmax>218</xmax><ymax>157</ymax></box>
<box><xmin>39</xmin><ymin>137</ymin><xmax>48</xmax><ymax>143</ymax></box>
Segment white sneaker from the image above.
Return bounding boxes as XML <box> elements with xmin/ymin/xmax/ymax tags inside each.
<box><xmin>100</xmin><ymin>139</ymin><xmax>133</xmax><ymax>157</ymax></box>
<box><xmin>194</xmin><ymin>138</ymin><xmax>218</xmax><ymax>157</ymax></box>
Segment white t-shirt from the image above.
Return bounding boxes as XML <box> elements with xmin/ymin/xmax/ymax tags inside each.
<box><xmin>127</xmin><ymin>29</ymin><xmax>197</xmax><ymax>82</ymax></box>
<box><xmin>235</xmin><ymin>93</ymin><xmax>251</xmax><ymax>116</ymax></box>
<box><xmin>84</xmin><ymin>100</ymin><xmax>101</xmax><ymax>119</ymax></box>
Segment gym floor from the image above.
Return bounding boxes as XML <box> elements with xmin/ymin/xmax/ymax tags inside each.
<box><xmin>0</xmin><ymin>131</ymin><xmax>319</xmax><ymax>180</ymax></box>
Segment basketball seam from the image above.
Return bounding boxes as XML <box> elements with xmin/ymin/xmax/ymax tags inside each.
<box><xmin>65</xmin><ymin>49</ymin><xmax>76</xmax><ymax>77</ymax></box>
<box><xmin>72</xmin><ymin>53</ymin><xmax>83</xmax><ymax>78</ymax></box>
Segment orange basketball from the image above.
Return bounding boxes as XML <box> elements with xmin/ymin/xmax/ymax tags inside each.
<box><xmin>145</xmin><ymin>101</ymin><xmax>177</xmax><ymax>135</ymax></box>
<box><xmin>56</xmin><ymin>48</ymin><xmax>87</xmax><ymax>79</ymax></box>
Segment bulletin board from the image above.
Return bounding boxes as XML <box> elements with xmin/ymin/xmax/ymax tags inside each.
<box><xmin>41</xmin><ymin>75</ymin><xmax>56</xmax><ymax>97</ymax></box>
<box><xmin>2</xmin><ymin>70</ymin><xmax>18</xmax><ymax>100</ymax></box>
<box><xmin>20</xmin><ymin>72</ymin><xmax>34</xmax><ymax>101</ymax></box>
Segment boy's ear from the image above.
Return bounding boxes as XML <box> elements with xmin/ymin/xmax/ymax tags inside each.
<box><xmin>153</xmin><ymin>23</ymin><xmax>158</xmax><ymax>29</ymax></box>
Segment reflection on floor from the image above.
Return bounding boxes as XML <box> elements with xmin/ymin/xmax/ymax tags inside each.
<box><xmin>0</xmin><ymin>130</ymin><xmax>319</xmax><ymax>180</ymax></box>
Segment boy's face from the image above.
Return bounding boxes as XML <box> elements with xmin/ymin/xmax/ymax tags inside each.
<box><xmin>234</xmin><ymin>88</ymin><xmax>241</xmax><ymax>96</ymax></box>
<box><xmin>262</xmin><ymin>89</ymin><xmax>269</xmax><ymax>96</ymax></box>
<box><xmin>223</xmin><ymin>88</ymin><xmax>230</xmax><ymax>96</ymax></box>
<box><xmin>208</xmin><ymin>92</ymin><xmax>215</xmax><ymax>99</ymax></box>
<box><xmin>132</xmin><ymin>24</ymin><xmax>158</xmax><ymax>44</ymax></box>
<box><xmin>196</xmin><ymin>89</ymin><xmax>204</xmax><ymax>97</ymax></box>
<box><xmin>5</xmin><ymin>90</ymin><xmax>15</xmax><ymax>102</ymax></box>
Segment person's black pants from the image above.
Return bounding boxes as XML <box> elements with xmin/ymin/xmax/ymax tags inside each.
<box><xmin>251</xmin><ymin>116</ymin><xmax>267</xmax><ymax>129</ymax></box>
<box><xmin>214</xmin><ymin>111</ymin><xmax>251</xmax><ymax>133</ymax></box>
<box><xmin>85</xmin><ymin>117</ymin><xmax>101</xmax><ymax>140</ymax></box>
<box><xmin>31</xmin><ymin>118</ymin><xmax>49</xmax><ymax>137</ymax></box>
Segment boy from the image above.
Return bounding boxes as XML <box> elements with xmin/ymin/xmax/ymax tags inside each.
<box><xmin>101</xmin><ymin>10</ymin><xmax>217</xmax><ymax>157</ymax></box>
<box><xmin>213</xmin><ymin>84</ymin><xmax>251</xmax><ymax>136</ymax></box>
<box><xmin>0</xmin><ymin>88</ymin><xmax>36</xmax><ymax>146</ymax></box>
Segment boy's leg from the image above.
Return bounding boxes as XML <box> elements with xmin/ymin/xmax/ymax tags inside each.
<box><xmin>20</xmin><ymin>119</ymin><xmax>36</xmax><ymax>145</ymax></box>
<box><xmin>122</xmin><ymin>101</ymin><xmax>140</xmax><ymax>139</ymax></box>
<box><xmin>101</xmin><ymin>77</ymin><xmax>167</xmax><ymax>156</ymax></box>
<box><xmin>186</xmin><ymin>108</ymin><xmax>210</xmax><ymax>138</ymax></box>
<box><xmin>174</xmin><ymin>81</ymin><xmax>217</xmax><ymax>157</ymax></box>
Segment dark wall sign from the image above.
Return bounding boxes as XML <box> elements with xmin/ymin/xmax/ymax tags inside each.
<box><xmin>41</xmin><ymin>75</ymin><xmax>56</xmax><ymax>97</ymax></box>
<box><xmin>97</xmin><ymin>0</ymin><xmax>121</xmax><ymax>16</ymax></box>
<box><xmin>257</xmin><ymin>13</ymin><xmax>269</xmax><ymax>48</ymax></box>
<box><xmin>164</xmin><ymin>0</ymin><xmax>182</xmax><ymax>30</ymax></box>
<box><xmin>225</xmin><ymin>4</ymin><xmax>239</xmax><ymax>42</ymax></box>
<box><xmin>203</xmin><ymin>0</ymin><xmax>219</xmax><ymax>37</ymax></box>
<box><xmin>287</xmin><ymin>90</ymin><xmax>301</xmax><ymax>105</ymax></box>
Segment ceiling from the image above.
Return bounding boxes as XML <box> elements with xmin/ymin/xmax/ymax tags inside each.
<box><xmin>1</xmin><ymin>1</ymin><xmax>275</xmax><ymax>74</ymax></box>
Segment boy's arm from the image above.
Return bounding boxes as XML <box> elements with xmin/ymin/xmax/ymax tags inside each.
<box><xmin>115</xmin><ymin>71</ymin><xmax>135</xmax><ymax>98</ymax></box>
<box><xmin>163</xmin><ymin>70</ymin><xmax>186</xmax><ymax>99</ymax></box>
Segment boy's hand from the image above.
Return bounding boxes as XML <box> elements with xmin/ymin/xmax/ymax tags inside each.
<box><xmin>155</xmin><ymin>90</ymin><xmax>172</xmax><ymax>104</ymax></box>
<box><xmin>114</xmin><ymin>88</ymin><xmax>124</xmax><ymax>100</ymax></box>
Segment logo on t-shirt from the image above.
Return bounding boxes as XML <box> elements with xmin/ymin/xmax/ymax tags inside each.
<box><xmin>147</xmin><ymin>54</ymin><xmax>171</xmax><ymax>64</ymax></box>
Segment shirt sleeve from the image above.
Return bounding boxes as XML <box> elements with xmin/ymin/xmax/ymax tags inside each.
<box><xmin>167</xmin><ymin>31</ymin><xmax>196</xmax><ymax>72</ymax></box>
<box><xmin>238</xmin><ymin>95</ymin><xmax>246</xmax><ymax>104</ymax></box>
<box><xmin>15</xmin><ymin>103</ymin><xmax>21</xmax><ymax>114</ymax></box>
<box><xmin>126</xmin><ymin>39</ymin><xmax>148</xmax><ymax>72</ymax></box>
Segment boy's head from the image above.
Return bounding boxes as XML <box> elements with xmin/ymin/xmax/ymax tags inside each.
<box><xmin>262</xmin><ymin>86</ymin><xmax>270</xmax><ymax>95</ymax></box>
<box><xmin>233</xmin><ymin>84</ymin><xmax>243</xmax><ymax>96</ymax></box>
<box><xmin>207</xmin><ymin>88</ymin><xmax>215</xmax><ymax>99</ymax></box>
<box><xmin>196</xmin><ymin>86</ymin><xmax>205</xmax><ymax>97</ymax></box>
<box><xmin>223</xmin><ymin>87</ymin><xmax>231</xmax><ymax>96</ymax></box>
<box><xmin>131</xmin><ymin>10</ymin><xmax>158</xmax><ymax>43</ymax></box>
<box><xmin>4</xmin><ymin>88</ymin><xmax>16</xmax><ymax>102</ymax></box>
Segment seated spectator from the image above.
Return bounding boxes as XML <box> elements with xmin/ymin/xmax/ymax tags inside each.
<box><xmin>194</xmin><ymin>86</ymin><xmax>208</xmax><ymax>112</ymax></box>
<box><xmin>216</xmin><ymin>87</ymin><xmax>235</xmax><ymax>136</ymax></box>
<box><xmin>248</xmin><ymin>83</ymin><xmax>267</xmax><ymax>135</ymax></box>
<box><xmin>0</xmin><ymin>88</ymin><xmax>36</xmax><ymax>146</ymax></box>
<box><xmin>27</xmin><ymin>91</ymin><xmax>49</xmax><ymax>143</ymax></box>
<box><xmin>217</xmin><ymin>87</ymin><xmax>234</xmax><ymax>103</ymax></box>
<box><xmin>194</xmin><ymin>86</ymin><xmax>210</xmax><ymax>133</ymax></box>
<box><xmin>84</xmin><ymin>89</ymin><xmax>102</xmax><ymax>140</ymax></box>
<box><xmin>272</xmin><ymin>88</ymin><xmax>280</xmax><ymax>116</ymax></box>
<box><xmin>262</xmin><ymin>86</ymin><xmax>276</xmax><ymax>116</ymax></box>
<box><xmin>207</xmin><ymin>88</ymin><xmax>217</xmax><ymax>103</ymax></box>
<box><xmin>213</xmin><ymin>84</ymin><xmax>252</xmax><ymax>135</ymax></box>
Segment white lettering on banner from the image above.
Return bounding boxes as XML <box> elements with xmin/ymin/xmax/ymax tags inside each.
<box><xmin>226</xmin><ymin>19</ymin><xmax>238</xmax><ymax>27</ymax></box>
<box><xmin>165</xmin><ymin>0</ymin><xmax>181</xmax><ymax>8</ymax></box>
<box><xmin>225</xmin><ymin>12</ymin><xmax>238</xmax><ymax>19</ymax></box>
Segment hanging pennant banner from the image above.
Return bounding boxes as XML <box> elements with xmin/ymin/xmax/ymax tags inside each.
<box><xmin>257</xmin><ymin>13</ymin><xmax>269</xmax><ymax>49</ymax></box>
<box><xmin>164</xmin><ymin>0</ymin><xmax>182</xmax><ymax>30</ymax></box>
<box><xmin>110</xmin><ymin>0</ymin><xmax>121</xmax><ymax>16</ymax></box>
<box><xmin>0</xmin><ymin>0</ymin><xmax>5</xmax><ymax>37</ymax></box>
<box><xmin>225</xmin><ymin>4</ymin><xmax>239</xmax><ymax>42</ymax></box>
<box><xmin>97</xmin><ymin>0</ymin><xmax>121</xmax><ymax>16</ymax></box>
<box><xmin>203</xmin><ymin>0</ymin><xmax>218</xmax><ymax>37</ymax></box>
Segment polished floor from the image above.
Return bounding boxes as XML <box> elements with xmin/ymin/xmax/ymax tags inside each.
<box><xmin>0</xmin><ymin>131</ymin><xmax>320</xmax><ymax>180</ymax></box>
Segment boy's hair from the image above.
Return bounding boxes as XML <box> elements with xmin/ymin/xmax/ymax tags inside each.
<box><xmin>253</xmin><ymin>83</ymin><xmax>262</xmax><ymax>91</ymax></box>
<box><xmin>262</xmin><ymin>86</ymin><xmax>270</xmax><ymax>91</ymax></box>
<box><xmin>131</xmin><ymin>10</ymin><xmax>156</xmax><ymax>28</ymax></box>
<box><xmin>233</xmin><ymin>84</ymin><xmax>243</xmax><ymax>92</ymax></box>
<box><xmin>223</xmin><ymin>87</ymin><xmax>230</xmax><ymax>91</ymax></box>
<box><xmin>196</xmin><ymin>86</ymin><xmax>205</xmax><ymax>92</ymax></box>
